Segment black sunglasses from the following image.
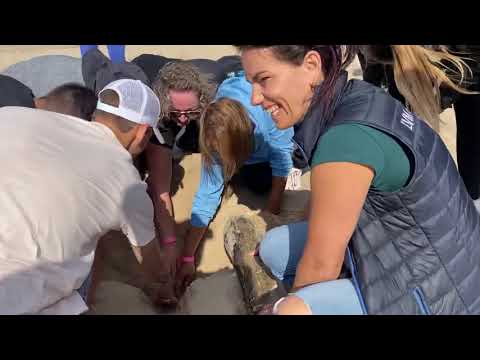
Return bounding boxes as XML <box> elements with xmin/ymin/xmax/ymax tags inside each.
<box><xmin>168</xmin><ymin>109</ymin><xmax>202</xmax><ymax>121</ymax></box>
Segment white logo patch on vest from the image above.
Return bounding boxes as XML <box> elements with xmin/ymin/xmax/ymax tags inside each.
<box><xmin>400</xmin><ymin>109</ymin><xmax>415</xmax><ymax>131</ymax></box>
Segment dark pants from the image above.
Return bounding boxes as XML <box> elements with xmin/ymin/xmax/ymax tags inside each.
<box><xmin>455</xmin><ymin>93</ymin><xmax>480</xmax><ymax>200</ymax></box>
<box><xmin>239</xmin><ymin>162</ymin><xmax>272</xmax><ymax>195</ymax></box>
<box><xmin>82</xmin><ymin>48</ymin><xmax>149</xmax><ymax>95</ymax></box>
<box><xmin>358</xmin><ymin>52</ymin><xmax>405</xmax><ymax>104</ymax></box>
<box><xmin>357</xmin><ymin>52</ymin><xmax>385</xmax><ymax>88</ymax></box>
<box><xmin>131</xmin><ymin>54</ymin><xmax>242</xmax><ymax>86</ymax></box>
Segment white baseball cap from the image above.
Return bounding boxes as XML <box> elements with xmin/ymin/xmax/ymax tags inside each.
<box><xmin>96</xmin><ymin>79</ymin><xmax>165</xmax><ymax>144</ymax></box>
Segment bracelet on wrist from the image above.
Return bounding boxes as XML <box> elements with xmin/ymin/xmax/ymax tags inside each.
<box><xmin>161</xmin><ymin>235</ymin><xmax>177</xmax><ymax>246</ymax></box>
<box><xmin>181</xmin><ymin>256</ymin><xmax>195</xmax><ymax>264</ymax></box>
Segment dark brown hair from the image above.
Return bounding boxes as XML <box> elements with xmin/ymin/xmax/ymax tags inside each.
<box><xmin>236</xmin><ymin>45</ymin><xmax>476</xmax><ymax>131</ymax></box>
<box><xmin>41</xmin><ymin>83</ymin><xmax>97</xmax><ymax>121</ymax></box>
<box><xmin>234</xmin><ymin>45</ymin><xmax>359</xmax><ymax>112</ymax></box>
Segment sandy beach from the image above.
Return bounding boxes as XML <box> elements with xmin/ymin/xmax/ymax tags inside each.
<box><xmin>0</xmin><ymin>45</ymin><xmax>458</xmax><ymax>314</ymax></box>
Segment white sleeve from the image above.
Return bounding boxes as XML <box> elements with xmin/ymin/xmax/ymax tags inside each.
<box><xmin>119</xmin><ymin>181</ymin><xmax>156</xmax><ymax>247</ymax></box>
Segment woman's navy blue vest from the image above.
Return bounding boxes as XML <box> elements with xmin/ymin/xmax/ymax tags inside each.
<box><xmin>294</xmin><ymin>72</ymin><xmax>480</xmax><ymax>314</ymax></box>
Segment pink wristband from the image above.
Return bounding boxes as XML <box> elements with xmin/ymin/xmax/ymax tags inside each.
<box><xmin>161</xmin><ymin>236</ymin><xmax>177</xmax><ymax>246</ymax></box>
<box><xmin>181</xmin><ymin>256</ymin><xmax>195</xmax><ymax>264</ymax></box>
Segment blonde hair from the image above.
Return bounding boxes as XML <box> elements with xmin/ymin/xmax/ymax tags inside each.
<box><xmin>152</xmin><ymin>61</ymin><xmax>217</xmax><ymax>119</ymax></box>
<box><xmin>199</xmin><ymin>98</ymin><xmax>254</xmax><ymax>182</ymax></box>
<box><xmin>363</xmin><ymin>45</ymin><xmax>475</xmax><ymax>132</ymax></box>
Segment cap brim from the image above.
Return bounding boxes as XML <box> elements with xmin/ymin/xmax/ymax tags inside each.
<box><xmin>152</xmin><ymin>127</ymin><xmax>165</xmax><ymax>145</ymax></box>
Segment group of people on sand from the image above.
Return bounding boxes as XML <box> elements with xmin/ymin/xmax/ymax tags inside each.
<box><xmin>1</xmin><ymin>44</ymin><xmax>480</xmax><ymax>315</ymax></box>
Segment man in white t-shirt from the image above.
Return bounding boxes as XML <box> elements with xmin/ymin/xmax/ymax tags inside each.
<box><xmin>0</xmin><ymin>79</ymin><xmax>175</xmax><ymax>314</ymax></box>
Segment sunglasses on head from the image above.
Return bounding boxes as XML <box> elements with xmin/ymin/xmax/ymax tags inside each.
<box><xmin>168</xmin><ymin>109</ymin><xmax>202</xmax><ymax>121</ymax></box>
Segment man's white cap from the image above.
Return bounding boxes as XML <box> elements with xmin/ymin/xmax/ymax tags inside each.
<box><xmin>96</xmin><ymin>79</ymin><xmax>164</xmax><ymax>144</ymax></box>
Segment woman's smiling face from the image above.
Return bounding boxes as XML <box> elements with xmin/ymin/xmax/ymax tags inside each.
<box><xmin>241</xmin><ymin>47</ymin><xmax>324</xmax><ymax>129</ymax></box>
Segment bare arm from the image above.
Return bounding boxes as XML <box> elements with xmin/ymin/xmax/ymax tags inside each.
<box><xmin>292</xmin><ymin>162</ymin><xmax>374</xmax><ymax>291</ymax></box>
<box><xmin>182</xmin><ymin>225</ymin><xmax>208</xmax><ymax>258</ymax></box>
<box><xmin>120</xmin><ymin>180</ymin><xmax>177</xmax><ymax>305</ymax></box>
<box><xmin>183</xmin><ymin>157</ymin><xmax>225</xmax><ymax>258</ymax></box>
<box><xmin>145</xmin><ymin>143</ymin><xmax>176</xmax><ymax>241</ymax></box>
<box><xmin>174</xmin><ymin>225</ymin><xmax>208</xmax><ymax>297</ymax></box>
<box><xmin>265</xmin><ymin>176</ymin><xmax>287</xmax><ymax>215</ymax></box>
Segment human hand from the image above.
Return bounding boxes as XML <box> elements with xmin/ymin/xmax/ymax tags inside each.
<box><xmin>175</xmin><ymin>261</ymin><xmax>196</xmax><ymax>298</ymax></box>
<box><xmin>143</xmin><ymin>278</ymin><xmax>178</xmax><ymax>307</ymax></box>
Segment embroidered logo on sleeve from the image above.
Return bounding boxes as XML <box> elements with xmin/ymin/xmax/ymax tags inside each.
<box><xmin>400</xmin><ymin>109</ymin><xmax>415</xmax><ymax>131</ymax></box>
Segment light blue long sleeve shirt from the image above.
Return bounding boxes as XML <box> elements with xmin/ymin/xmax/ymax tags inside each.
<box><xmin>190</xmin><ymin>72</ymin><xmax>294</xmax><ymax>228</ymax></box>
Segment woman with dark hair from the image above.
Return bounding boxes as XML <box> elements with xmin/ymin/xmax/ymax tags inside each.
<box><xmin>236</xmin><ymin>45</ymin><xmax>480</xmax><ymax>315</ymax></box>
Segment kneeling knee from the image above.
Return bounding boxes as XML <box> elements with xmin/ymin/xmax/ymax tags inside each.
<box><xmin>275</xmin><ymin>295</ymin><xmax>312</xmax><ymax>315</ymax></box>
<box><xmin>258</xmin><ymin>228</ymin><xmax>282</xmax><ymax>270</ymax></box>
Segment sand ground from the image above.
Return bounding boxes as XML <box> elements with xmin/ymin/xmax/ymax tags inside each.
<box><xmin>0</xmin><ymin>46</ymin><xmax>458</xmax><ymax>314</ymax></box>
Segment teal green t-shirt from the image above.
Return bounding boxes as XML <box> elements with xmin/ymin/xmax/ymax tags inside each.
<box><xmin>311</xmin><ymin>124</ymin><xmax>412</xmax><ymax>192</ymax></box>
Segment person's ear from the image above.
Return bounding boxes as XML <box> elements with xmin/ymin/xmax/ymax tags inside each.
<box><xmin>127</xmin><ymin>124</ymin><xmax>152</xmax><ymax>156</ymax></box>
<box><xmin>137</xmin><ymin>124</ymin><xmax>153</xmax><ymax>148</ymax></box>
<box><xmin>303</xmin><ymin>50</ymin><xmax>322</xmax><ymax>72</ymax></box>
<box><xmin>303</xmin><ymin>50</ymin><xmax>324</xmax><ymax>86</ymax></box>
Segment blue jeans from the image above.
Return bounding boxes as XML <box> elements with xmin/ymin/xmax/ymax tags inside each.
<box><xmin>259</xmin><ymin>222</ymin><xmax>363</xmax><ymax>315</ymax></box>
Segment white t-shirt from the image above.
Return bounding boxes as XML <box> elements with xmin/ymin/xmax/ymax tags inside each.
<box><xmin>0</xmin><ymin>107</ymin><xmax>156</xmax><ymax>314</ymax></box>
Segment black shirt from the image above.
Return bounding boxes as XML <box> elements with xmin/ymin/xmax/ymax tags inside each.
<box><xmin>0</xmin><ymin>75</ymin><xmax>35</xmax><ymax>108</ymax></box>
<box><xmin>131</xmin><ymin>54</ymin><xmax>242</xmax><ymax>85</ymax></box>
<box><xmin>151</xmin><ymin>117</ymin><xmax>200</xmax><ymax>153</ymax></box>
